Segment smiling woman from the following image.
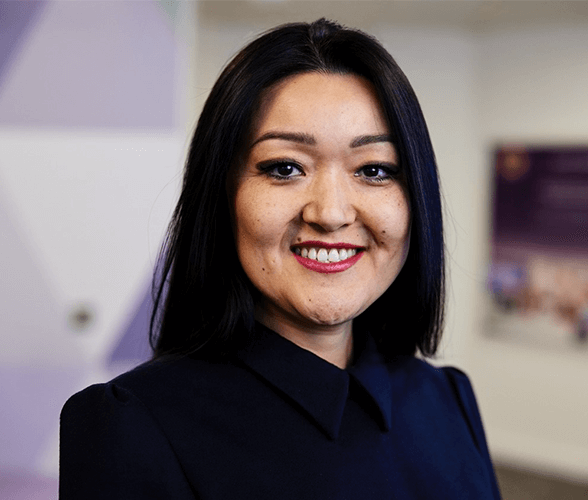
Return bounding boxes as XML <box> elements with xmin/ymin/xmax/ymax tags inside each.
<box><xmin>233</xmin><ymin>72</ymin><xmax>411</xmax><ymax>367</ymax></box>
<box><xmin>60</xmin><ymin>19</ymin><xmax>502</xmax><ymax>499</ymax></box>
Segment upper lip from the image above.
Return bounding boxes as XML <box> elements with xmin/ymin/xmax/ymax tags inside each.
<box><xmin>292</xmin><ymin>240</ymin><xmax>364</xmax><ymax>249</ymax></box>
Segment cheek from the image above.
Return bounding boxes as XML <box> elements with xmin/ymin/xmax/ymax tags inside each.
<box><xmin>233</xmin><ymin>197</ymin><xmax>271</xmax><ymax>286</ymax></box>
<box><xmin>377</xmin><ymin>192</ymin><xmax>411</xmax><ymax>246</ymax></box>
<box><xmin>371</xmin><ymin>194</ymin><xmax>411</xmax><ymax>281</ymax></box>
<box><xmin>399</xmin><ymin>223</ymin><xmax>412</xmax><ymax>266</ymax></box>
<box><xmin>396</xmin><ymin>199</ymin><xmax>411</xmax><ymax>245</ymax></box>
<box><xmin>234</xmin><ymin>184</ymin><xmax>289</xmax><ymax>258</ymax></box>
<box><xmin>234</xmin><ymin>198</ymin><xmax>263</xmax><ymax>260</ymax></box>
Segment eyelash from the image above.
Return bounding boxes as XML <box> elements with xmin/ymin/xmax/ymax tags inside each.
<box><xmin>354</xmin><ymin>163</ymin><xmax>399</xmax><ymax>183</ymax></box>
<box><xmin>258</xmin><ymin>160</ymin><xmax>304</xmax><ymax>180</ymax></box>
<box><xmin>257</xmin><ymin>160</ymin><xmax>399</xmax><ymax>183</ymax></box>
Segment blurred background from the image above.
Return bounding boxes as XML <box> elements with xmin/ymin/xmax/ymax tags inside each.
<box><xmin>1</xmin><ymin>1</ymin><xmax>587</xmax><ymax>498</ymax></box>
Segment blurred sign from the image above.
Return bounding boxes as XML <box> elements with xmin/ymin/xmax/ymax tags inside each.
<box><xmin>487</xmin><ymin>145</ymin><xmax>588</xmax><ymax>350</ymax></box>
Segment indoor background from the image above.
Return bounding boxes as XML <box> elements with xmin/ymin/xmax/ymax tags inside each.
<box><xmin>1</xmin><ymin>1</ymin><xmax>587</xmax><ymax>498</ymax></box>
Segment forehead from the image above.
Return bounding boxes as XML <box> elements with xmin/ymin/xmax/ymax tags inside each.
<box><xmin>249</xmin><ymin>72</ymin><xmax>389</xmax><ymax>142</ymax></box>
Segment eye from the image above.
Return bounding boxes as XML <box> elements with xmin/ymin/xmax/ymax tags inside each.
<box><xmin>258</xmin><ymin>160</ymin><xmax>304</xmax><ymax>180</ymax></box>
<box><xmin>355</xmin><ymin>163</ymin><xmax>398</xmax><ymax>183</ymax></box>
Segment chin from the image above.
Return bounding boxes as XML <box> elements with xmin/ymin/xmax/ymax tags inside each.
<box><xmin>303</xmin><ymin>306</ymin><xmax>357</xmax><ymax>328</ymax></box>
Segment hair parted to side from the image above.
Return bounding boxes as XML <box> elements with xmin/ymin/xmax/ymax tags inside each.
<box><xmin>150</xmin><ymin>18</ymin><xmax>444</xmax><ymax>359</ymax></box>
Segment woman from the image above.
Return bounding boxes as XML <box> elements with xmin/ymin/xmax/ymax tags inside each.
<box><xmin>60</xmin><ymin>19</ymin><xmax>501</xmax><ymax>499</ymax></box>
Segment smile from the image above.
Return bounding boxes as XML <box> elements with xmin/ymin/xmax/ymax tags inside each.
<box><xmin>293</xmin><ymin>246</ymin><xmax>359</xmax><ymax>263</ymax></box>
<box><xmin>291</xmin><ymin>242</ymin><xmax>364</xmax><ymax>274</ymax></box>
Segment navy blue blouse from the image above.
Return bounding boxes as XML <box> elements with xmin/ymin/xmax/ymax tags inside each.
<box><xmin>60</xmin><ymin>325</ymin><xmax>501</xmax><ymax>499</ymax></box>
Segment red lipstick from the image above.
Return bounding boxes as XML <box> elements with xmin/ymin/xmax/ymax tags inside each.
<box><xmin>295</xmin><ymin>241</ymin><xmax>363</xmax><ymax>249</ymax></box>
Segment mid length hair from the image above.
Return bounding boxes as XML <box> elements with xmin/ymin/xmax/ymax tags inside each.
<box><xmin>150</xmin><ymin>19</ymin><xmax>444</xmax><ymax>359</ymax></box>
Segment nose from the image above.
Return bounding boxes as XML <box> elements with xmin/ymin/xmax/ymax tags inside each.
<box><xmin>301</xmin><ymin>170</ymin><xmax>356</xmax><ymax>232</ymax></box>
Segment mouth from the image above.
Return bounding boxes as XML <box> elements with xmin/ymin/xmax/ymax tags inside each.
<box><xmin>291</xmin><ymin>241</ymin><xmax>364</xmax><ymax>273</ymax></box>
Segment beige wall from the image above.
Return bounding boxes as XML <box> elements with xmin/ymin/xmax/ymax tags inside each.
<box><xmin>473</xmin><ymin>21</ymin><xmax>588</xmax><ymax>481</ymax></box>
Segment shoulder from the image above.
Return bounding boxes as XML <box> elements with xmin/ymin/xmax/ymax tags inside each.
<box><xmin>387</xmin><ymin>355</ymin><xmax>474</xmax><ymax>393</ymax></box>
<box><xmin>60</xmin><ymin>358</ymin><xmax>207</xmax><ymax>498</ymax></box>
<box><xmin>61</xmin><ymin>353</ymin><xmax>267</xmax><ymax>445</ymax></box>
<box><xmin>60</xmin><ymin>357</ymin><xmax>197</xmax><ymax>444</ymax></box>
<box><xmin>60</xmin><ymin>356</ymin><xmax>245</xmax><ymax>498</ymax></box>
<box><xmin>63</xmin><ymin>354</ymin><xmax>243</xmax><ymax>418</ymax></box>
<box><xmin>405</xmin><ymin>360</ymin><xmax>481</xmax><ymax>423</ymax></box>
<box><xmin>386</xmin><ymin>357</ymin><xmax>483</xmax><ymax>433</ymax></box>
<box><xmin>397</xmin><ymin>357</ymin><xmax>491</xmax><ymax>450</ymax></box>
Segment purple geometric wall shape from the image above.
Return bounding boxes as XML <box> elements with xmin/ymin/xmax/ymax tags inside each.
<box><xmin>0</xmin><ymin>1</ymin><xmax>176</xmax><ymax>128</ymax></box>
<box><xmin>0</xmin><ymin>365</ymin><xmax>83</xmax><ymax>472</ymax></box>
<box><xmin>0</xmin><ymin>1</ymin><xmax>47</xmax><ymax>88</ymax></box>
<box><xmin>108</xmin><ymin>280</ymin><xmax>154</xmax><ymax>367</ymax></box>
<box><xmin>0</xmin><ymin>468</ymin><xmax>58</xmax><ymax>500</ymax></box>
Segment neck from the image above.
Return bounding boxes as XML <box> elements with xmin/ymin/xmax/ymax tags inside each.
<box><xmin>256</xmin><ymin>308</ymin><xmax>354</xmax><ymax>369</ymax></box>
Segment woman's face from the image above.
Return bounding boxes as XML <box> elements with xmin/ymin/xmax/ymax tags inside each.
<box><xmin>232</xmin><ymin>72</ymin><xmax>410</xmax><ymax>336</ymax></box>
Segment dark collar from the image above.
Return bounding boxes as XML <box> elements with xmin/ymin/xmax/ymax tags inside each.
<box><xmin>235</xmin><ymin>323</ymin><xmax>392</xmax><ymax>440</ymax></box>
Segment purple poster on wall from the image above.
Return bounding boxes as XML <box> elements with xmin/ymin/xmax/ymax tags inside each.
<box><xmin>487</xmin><ymin>145</ymin><xmax>588</xmax><ymax>351</ymax></box>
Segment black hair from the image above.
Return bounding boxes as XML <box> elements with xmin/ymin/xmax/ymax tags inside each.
<box><xmin>150</xmin><ymin>18</ymin><xmax>444</xmax><ymax>359</ymax></box>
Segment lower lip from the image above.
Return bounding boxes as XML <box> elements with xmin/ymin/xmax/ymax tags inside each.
<box><xmin>293</xmin><ymin>251</ymin><xmax>363</xmax><ymax>274</ymax></box>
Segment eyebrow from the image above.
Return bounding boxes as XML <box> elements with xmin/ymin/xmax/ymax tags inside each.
<box><xmin>251</xmin><ymin>131</ymin><xmax>394</xmax><ymax>149</ymax></box>
<box><xmin>349</xmin><ymin>134</ymin><xmax>394</xmax><ymax>148</ymax></box>
<box><xmin>250</xmin><ymin>132</ymin><xmax>316</xmax><ymax>148</ymax></box>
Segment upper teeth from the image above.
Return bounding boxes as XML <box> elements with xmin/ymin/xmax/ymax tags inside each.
<box><xmin>295</xmin><ymin>247</ymin><xmax>358</xmax><ymax>263</ymax></box>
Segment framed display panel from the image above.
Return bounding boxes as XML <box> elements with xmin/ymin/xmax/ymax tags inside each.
<box><xmin>487</xmin><ymin>145</ymin><xmax>588</xmax><ymax>351</ymax></box>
